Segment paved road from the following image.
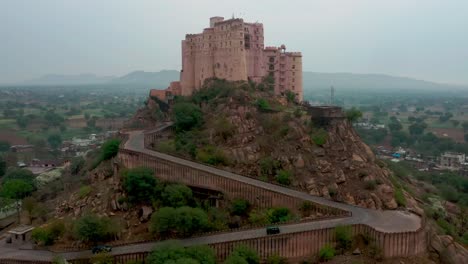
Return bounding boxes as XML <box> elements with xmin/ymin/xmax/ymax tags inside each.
<box><xmin>0</xmin><ymin>126</ymin><xmax>421</xmax><ymax>261</ymax></box>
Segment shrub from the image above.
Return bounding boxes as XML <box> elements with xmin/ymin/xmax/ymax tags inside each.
<box><xmin>70</xmin><ymin>157</ymin><xmax>85</xmax><ymax>175</ymax></box>
<box><xmin>256</xmin><ymin>98</ymin><xmax>271</xmax><ymax>111</ymax></box>
<box><xmin>155</xmin><ymin>140</ymin><xmax>176</xmax><ymax>154</ymax></box>
<box><xmin>173</xmin><ymin>102</ymin><xmax>203</xmax><ymax>132</ymax></box>
<box><xmin>161</xmin><ymin>184</ymin><xmax>193</xmax><ymax>207</ymax></box>
<box><xmin>147</xmin><ymin>241</ymin><xmax>216</xmax><ymax>264</ymax></box>
<box><xmin>259</xmin><ymin>157</ymin><xmax>280</xmax><ymax>176</ymax></box>
<box><xmin>78</xmin><ymin>185</ymin><xmax>92</xmax><ymax>199</ymax></box>
<box><xmin>231</xmin><ymin>199</ymin><xmax>251</xmax><ymax>216</ymax></box>
<box><xmin>268</xmin><ymin>207</ymin><xmax>292</xmax><ymax>223</ymax></box>
<box><xmin>90</xmin><ymin>253</ymin><xmax>113</xmax><ymax>264</ymax></box>
<box><xmin>227</xmin><ymin>244</ymin><xmax>260</xmax><ymax>264</ymax></box>
<box><xmin>328</xmin><ymin>186</ymin><xmax>337</xmax><ymax>197</ymax></box>
<box><xmin>394</xmin><ymin>187</ymin><xmax>406</xmax><ymax>207</ymax></box>
<box><xmin>345</xmin><ymin>107</ymin><xmax>363</xmax><ymax>123</ymax></box>
<box><xmin>122</xmin><ymin>167</ymin><xmax>159</xmax><ymax>203</ymax></box>
<box><xmin>73</xmin><ymin>214</ymin><xmax>117</xmax><ymax>243</ymax></box>
<box><xmin>150</xmin><ymin>206</ymin><xmax>210</xmax><ymax>237</ymax></box>
<box><xmin>299</xmin><ymin>201</ymin><xmax>313</xmax><ymax>217</ymax></box>
<box><xmin>214</xmin><ymin>116</ymin><xmax>235</xmax><ymax>141</ymax></box>
<box><xmin>436</xmin><ymin>218</ymin><xmax>457</xmax><ymax>237</ymax></box>
<box><xmin>311</xmin><ymin>129</ymin><xmax>328</xmax><ymax>146</ymax></box>
<box><xmin>275</xmin><ymin>170</ymin><xmax>292</xmax><ymax>185</ymax></box>
<box><xmin>174</xmin><ymin>206</ymin><xmax>210</xmax><ymax>236</ymax></box>
<box><xmin>318</xmin><ymin>244</ymin><xmax>335</xmax><ymax>261</ymax></box>
<box><xmin>266</xmin><ymin>254</ymin><xmax>288</xmax><ymax>264</ymax></box>
<box><xmin>286</xmin><ymin>91</ymin><xmax>296</xmax><ymax>102</ymax></box>
<box><xmin>334</xmin><ymin>225</ymin><xmax>352</xmax><ymax>250</ymax></box>
<box><xmin>149</xmin><ymin>207</ymin><xmax>177</xmax><ymax>236</ymax></box>
<box><xmin>196</xmin><ymin>145</ymin><xmax>229</xmax><ymax>165</ymax></box>
<box><xmin>100</xmin><ymin>139</ymin><xmax>121</xmax><ymax>160</ymax></box>
<box><xmin>364</xmin><ymin>180</ymin><xmax>377</xmax><ymax>190</ymax></box>
<box><xmin>248</xmin><ymin>209</ymin><xmax>270</xmax><ymax>225</ymax></box>
<box><xmin>293</xmin><ymin>108</ymin><xmax>302</xmax><ymax>118</ymax></box>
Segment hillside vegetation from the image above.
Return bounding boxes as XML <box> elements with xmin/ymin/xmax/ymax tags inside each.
<box><xmin>139</xmin><ymin>79</ymin><xmax>414</xmax><ymax>211</ymax></box>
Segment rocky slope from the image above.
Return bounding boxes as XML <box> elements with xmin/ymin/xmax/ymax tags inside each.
<box><xmin>139</xmin><ymin>79</ymin><xmax>403</xmax><ymax>210</ymax></box>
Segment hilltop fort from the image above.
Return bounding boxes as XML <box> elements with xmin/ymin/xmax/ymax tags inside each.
<box><xmin>151</xmin><ymin>16</ymin><xmax>303</xmax><ymax>101</ymax></box>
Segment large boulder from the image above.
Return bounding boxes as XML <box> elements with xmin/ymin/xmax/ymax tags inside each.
<box><xmin>430</xmin><ymin>234</ymin><xmax>468</xmax><ymax>264</ymax></box>
<box><xmin>377</xmin><ymin>184</ymin><xmax>398</xmax><ymax>209</ymax></box>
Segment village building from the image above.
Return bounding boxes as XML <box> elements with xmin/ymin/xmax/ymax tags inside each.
<box><xmin>151</xmin><ymin>16</ymin><xmax>303</xmax><ymax>102</ymax></box>
<box><xmin>439</xmin><ymin>152</ymin><xmax>466</xmax><ymax>170</ymax></box>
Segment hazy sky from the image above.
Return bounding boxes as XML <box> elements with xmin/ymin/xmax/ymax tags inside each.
<box><xmin>1</xmin><ymin>0</ymin><xmax>467</xmax><ymax>84</ymax></box>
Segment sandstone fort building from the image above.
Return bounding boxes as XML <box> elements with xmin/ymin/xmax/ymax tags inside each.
<box><xmin>151</xmin><ymin>16</ymin><xmax>303</xmax><ymax>101</ymax></box>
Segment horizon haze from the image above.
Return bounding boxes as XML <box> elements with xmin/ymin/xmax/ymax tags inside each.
<box><xmin>1</xmin><ymin>0</ymin><xmax>468</xmax><ymax>85</ymax></box>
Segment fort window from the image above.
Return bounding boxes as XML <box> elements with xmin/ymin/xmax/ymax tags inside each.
<box><xmin>292</xmin><ymin>65</ymin><xmax>296</xmax><ymax>69</ymax></box>
<box><xmin>269</xmin><ymin>57</ymin><xmax>275</xmax><ymax>63</ymax></box>
<box><xmin>269</xmin><ymin>64</ymin><xmax>274</xmax><ymax>70</ymax></box>
<box><xmin>244</xmin><ymin>34</ymin><xmax>251</xmax><ymax>49</ymax></box>
<box><xmin>292</xmin><ymin>86</ymin><xmax>295</xmax><ymax>90</ymax></box>
<box><xmin>240</xmin><ymin>41</ymin><xmax>243</xmax><ymax>45</ymax></box>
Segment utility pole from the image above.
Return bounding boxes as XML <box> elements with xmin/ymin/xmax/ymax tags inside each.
<box><xmin>330</xmin><ymin>86</ymin><xmax>335</xmax><ymax>105</ymax></box>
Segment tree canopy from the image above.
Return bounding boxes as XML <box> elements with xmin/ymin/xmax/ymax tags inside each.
<box><xmin>100</xmin><ymin>139</ymin><xmax>121</xmax><ymax>160</ymax></box>
<box><xmin>122</xmin><ymin>167</ymin><xmax>159</xmax><ymax>203</ymax></box>
<box><xmin>173</xmin><ymin>103</ymin><xmax>203</xmax><ymax>132</ymax></box>
<box><xmin>146</xmin><ymin>241</ymin><xmax>216</xmax><ymax>264</ymax></box>
<box><xmin>0</xmin><ymin>179</ymin><xmax>35</xmax><ymax>200</ymax></box>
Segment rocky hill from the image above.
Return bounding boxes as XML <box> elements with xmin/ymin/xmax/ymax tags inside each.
<box><xmin>136</xmin><ymin>79</ymin><xmax>412</xmax><ymax>210</ymax></box>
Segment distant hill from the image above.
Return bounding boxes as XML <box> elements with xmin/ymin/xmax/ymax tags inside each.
<box><xmin>303</xmin><ymin>72</ymin><xmax>468</xmax><ymax>92</ymax></box>
<box><xmin>17</xmin><ymin>70</ymin><xmax>468</xmax><ymax>92</ymax></box>
<box><xmin>23</xmin><ymin>74</ymin><xmax>115</xmax><ymax>85</ymax></box>
<box><xmin>110</xmin><ymin>70</ymin><xmax>179</xmax><ymax>87</ymax></box>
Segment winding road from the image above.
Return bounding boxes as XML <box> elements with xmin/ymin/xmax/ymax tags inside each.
<box><xmin>0</xmin><ymin>126</ymin><xmax>421</xmax><ymax>262</ymax></box>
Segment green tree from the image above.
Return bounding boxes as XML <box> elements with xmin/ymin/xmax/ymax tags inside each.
<box><xmin>184</xmin><ymin>245</ymin><xmax>217</xmax><ymax>264</ymax></box>
<box><xmin>44</xmin><ymin>111</ymin><xmax>64</xmax><ymax>127</ymax></box>
<box><xmin>173</xmin><ymin>103</ymin><xmax>203</xmax><ymax>132</ymax></box>
<box><xmin>47</xmin><ymin>134</ymin><xmax>62</xmax><ymax>149</ymax></box>
<box><xmin>161</xmin><ymin>184</ymin><xmax>193</xmax><ymax>207</ymax></box>
<box><xmin>388</xmin><ymin>120</ymin><xmax>403</xmax><ymax>132</ymax></box>
<box><xmin>0</xmin><ymin>179</ymin><xmax>35</xmax><ymax>221</ymax></box>
<box><xmin>150</xmin><ymin>207</ymin><xmax>177</xmax><ymax>236</ymax></box>
<box><xmin>73</xmin><ymin>214</ymin><xmax>116</xmax><ymax>243</ymax></box>
<box><xmin>122</xmin><ymin>167</ymin><xmax>158</xmax><ymax>203</ymax></box>
<box><xmin>146</xmin><ymin>241</ymin><xmax>215</xmax><ymax>264</ymax></box>
<box><xmin>275</xmin><ymin>170</ymin><xmax>292</xmax><ymax>185</ymax></box>
<box><xmin>345</xmin><ymin>107</ymin><xmax>363</xmax><ymax>122</ymax></box>
<box><xmin>408</xmin><ymin>122</ymin><xmax>427</xmax><ymax>135</ymax></box>
<box><xmin>70</xmin><ymin>157</ymin><xmax>85</xmax><ymax>175</ymax></box>
<box><xmin>174</xmin><ymin>206</ymin><xmax>210</xmax><ymax>236</ymax></box>
<box><xmin>230</xmin><ymin>199</ymin><xmax>251</xmax><ymax>216</ymax></box>
<box><xmin>100</xmin><ymin>139</ymin><xmax>121</xmax><ymax>160</ymax></box>
<box><xmin>0</xmin><ymin>179</ymin><xmax>34</xmax><ymax>200</ymax></box>
<box><xmin>226</xmin><ymin>245</ymin><xmax>260</xmax><ymax>264</ymax></box>
<box><xmin>335</xmin><ymin>225</ymin><xmax>352</xmax><ymax>250</ymax></box>
<box><xmin>268</xmin><ymin>207</ymin><xmax>292</xmax><ymax>223</ymax></box>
